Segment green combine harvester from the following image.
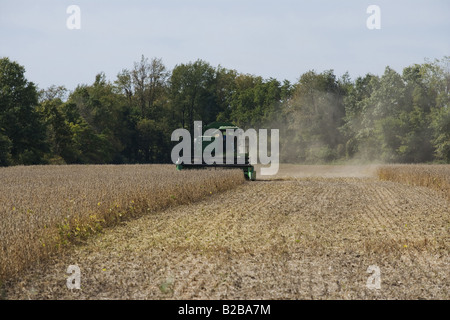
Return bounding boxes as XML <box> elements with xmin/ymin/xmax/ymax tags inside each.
<box><xmin>175</xmin><ymin>122</ymin><xmax>256</xmax><ymax>181</ymax></box>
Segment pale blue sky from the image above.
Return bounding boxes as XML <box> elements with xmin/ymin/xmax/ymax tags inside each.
<box><xmin>1</xmin><ymin>0</ymin><xmax>449</xmax><ymax>91</ymax></box>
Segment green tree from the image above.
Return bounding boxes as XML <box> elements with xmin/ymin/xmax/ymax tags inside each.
<box><xmin>396</xmin><ymin>63</ymin><xmax>436</xmax><ymax>162</ymax></box>
<box><xmin>170</xmin><ymin>60</ymin><xmax>217</xmax><ymax>133</ymax></box>
<box><xmin>229</xmin><ymin>74</ymin><xmax>263</xmax><ymax>127</ymax></box>
<box><xmin>350</xmin><ymin>67</ymin><xmax>407</xmax><ymax>162</ymax></box>
<box><xmin>429</xmin><ymin>57</ymin><xmax>450</xmax><ymax>162</ymax></box>
<box><xmin>0</xmin><ymin>132</ymin><xmax>12</xmax><ymax>166</ymax></box>
<box><xmin>214</xmin><ymin>66</ymin><xmax>238</xmax><ymax>123</ymax></box>
<box><xmin>431</xmin><ymin>106</ymin><xmax>450</xmax><ymax>162</ymax></box>
<box><xmin>66</xmin><ymin>73</ymin><xmax>134</xmax><ymax>163</ymax></box>
<box><xmin>39</xmin><ymin>94</ymin><xmax>78</xmax><ymax>164</ymax></box>
<box><xmin>284</xmin><ymin>70</ymin><xmax>346</xmax><ymax>162</ymax></box>
<box><xmin>0</xmin><ymin>57</ymin><xmax>48</xmax><ymax>165</ymax></box>
<box><xmin>129</xmin><ymin>55</ymin><xmax>169</xmax><ymax>119</ymax></box>
<box><xmin>340</xmin><ymin>73</ymin><xmax>378</xmax><ymax>158</ymax></box>
<box><xmin>226</xmin><ymin>74</ymin><xmax>284</xmax><ymax>129</ymax></box>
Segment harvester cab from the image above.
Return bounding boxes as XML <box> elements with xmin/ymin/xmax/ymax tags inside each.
<box><xmin>176</xmin><ymin>122</ymin><xmax>256</xmax><ymax>181</ymax></box>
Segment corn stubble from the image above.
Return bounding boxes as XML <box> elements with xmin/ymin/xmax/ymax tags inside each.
<box><xmin>0</xmin><ymin>165</ymin><xmax>244</xmax><ymax>282</ymax></box>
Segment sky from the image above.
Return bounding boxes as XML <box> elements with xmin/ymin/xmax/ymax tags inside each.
<box><xmin>0</xmin><ymin>0</ymin><xmax>449</xmax><ymax>91</ymax></box>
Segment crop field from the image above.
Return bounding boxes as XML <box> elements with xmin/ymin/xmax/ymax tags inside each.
<box><xmin>0</xmin><ymin>165</ymin><xmax>244</xmax><ymax>284</ymax></box>
<box><xmin>1</xmin><ymin>164</ymin><xmax>449</xmax><ymax>300</ymax></box>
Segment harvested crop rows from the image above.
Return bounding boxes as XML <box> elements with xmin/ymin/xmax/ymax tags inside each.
<box><xmin>2</xmin><ymin>165</ymin><xmax>448</xmax><ymax>300</ymax></box>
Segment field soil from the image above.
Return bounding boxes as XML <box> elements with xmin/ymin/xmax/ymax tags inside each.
<box><xmin>3</xmin><ymin>165</ymin><xmax>449</xmax><ymax>300</ymax></box>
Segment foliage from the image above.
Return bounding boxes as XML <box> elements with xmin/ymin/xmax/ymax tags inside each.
<box><xmin>0</xmin><ymin>57</ymin><xmax>48</xmax><ymax>165</ymax></box>
<box><xmin>1</xmin><ymin>56</ymin><xmax>449</xmax><ymax>165</ymax></box>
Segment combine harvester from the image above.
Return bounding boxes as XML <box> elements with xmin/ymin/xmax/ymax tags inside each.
<box><xmin>175</xmin><ymin>122</ymin><xmax>257</xmax><ymax>181</ymax></box>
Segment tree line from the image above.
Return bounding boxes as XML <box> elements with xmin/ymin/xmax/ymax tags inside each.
<box><xmin>0</xmin><ymin>55</ymin><xmax>449</xmax><ymax>166</ymax></box>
